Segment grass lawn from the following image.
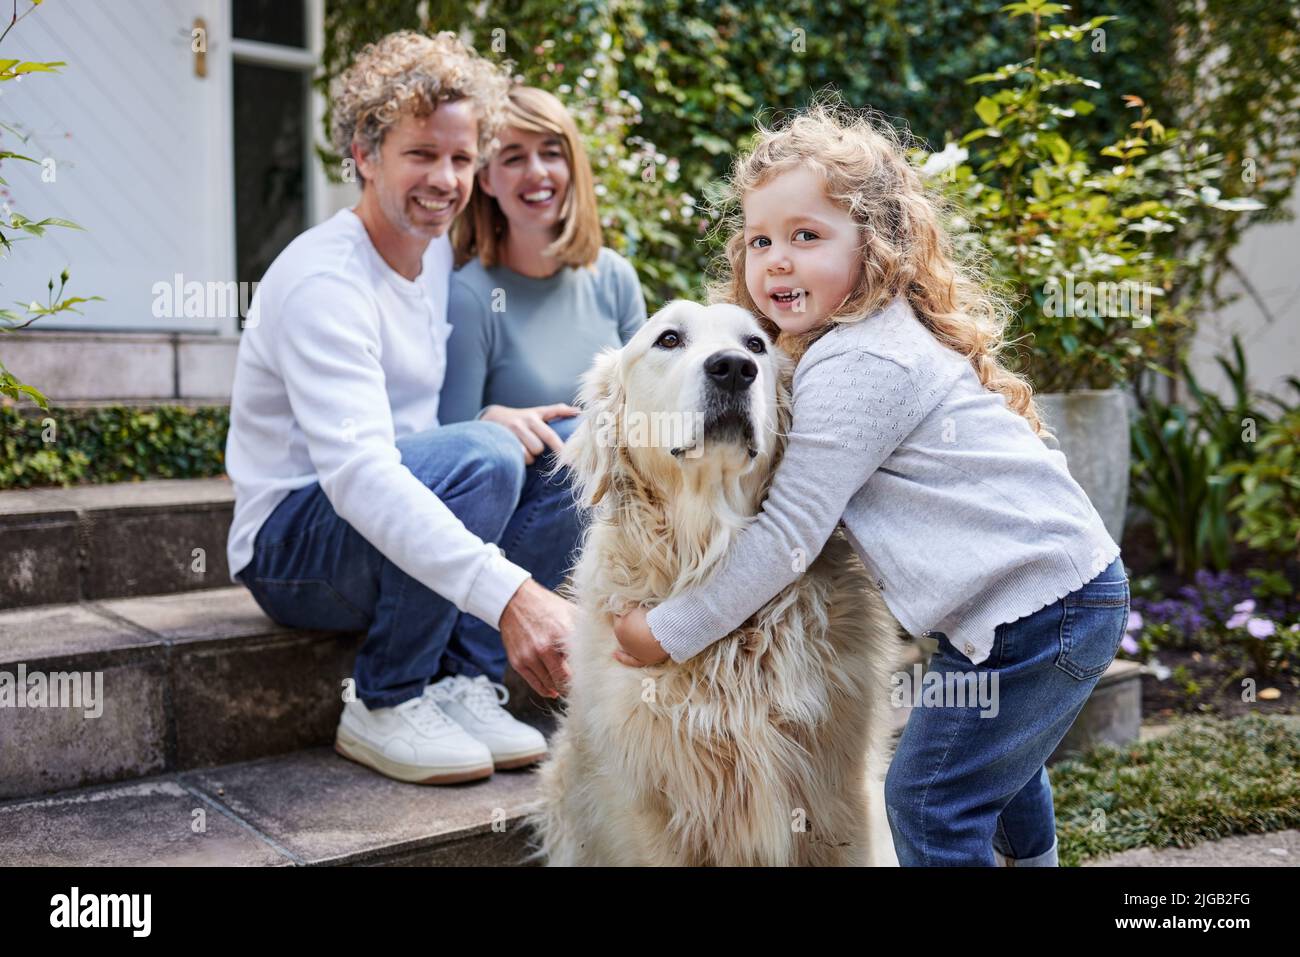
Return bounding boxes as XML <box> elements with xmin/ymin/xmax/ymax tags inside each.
<box><xmin>1053</xmin><ymin>713</ymin><xmax>1300</xmax><ymax>866</ymax></box>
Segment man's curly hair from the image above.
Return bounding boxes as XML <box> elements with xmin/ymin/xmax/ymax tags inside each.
<box><xmin>329</xmin><ymin>30</ymin><xmax>512</xmax><ymax>183</ymax></box>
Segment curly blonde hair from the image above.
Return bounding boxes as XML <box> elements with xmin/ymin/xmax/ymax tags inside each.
<box><xmin>329</xmin><ymin>30</ymin><xmax>512</xmax><ymax>185</ymax></box>
<box><xmin>709</xmin><ymin>96</ymin><xmax>1045</xmax><ymax>436</ymax></box>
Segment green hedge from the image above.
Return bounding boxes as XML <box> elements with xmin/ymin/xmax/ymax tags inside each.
<box><xmin>323</xmin><ymin>0</ymin><xmax>1173</xmax><ymax>305</ymax></box>
<box><xmin>0</xmin><ymin>404</ymin><xmax>229</xmax><ymax>489</ymax></box>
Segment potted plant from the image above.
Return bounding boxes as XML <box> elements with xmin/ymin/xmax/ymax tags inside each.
<box><xmin>922</xmin><ymin>0</ymin><xmax>1222</xmax><ymax>541</ymax></box>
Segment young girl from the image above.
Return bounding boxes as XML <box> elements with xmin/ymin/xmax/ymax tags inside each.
<box><xmin>612</xmin><ymin>101</ymin><xmax>1129</xmax><ymax>867</ymax></box>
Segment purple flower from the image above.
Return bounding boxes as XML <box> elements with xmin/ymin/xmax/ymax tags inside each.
<box><xmin>1120</xmin><ymin>635</ymin><xmax>1140</xmax><ymax>655</ymax></box>
<box><xmin>1126</xmin><ymin>611</ymin><xmax>1144</xmax><ymax>633</ymax></box>
<box><xmin>1226</xmin><ymin>611</ymin><xmax>1251</xmax><ymax>630</ymax></box>
<box><xmin>1233</xmin><ymin>599</ymin><xmax>1256</xmax><ymax>614</ymax></box>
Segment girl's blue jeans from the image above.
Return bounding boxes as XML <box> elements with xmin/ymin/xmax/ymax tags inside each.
<box><xmin>884</xmin><ymin>556</ymin><xmax>1129</xmax><ymax>866</ymax></box>
<box><xmin>235</xmin><ymin>416</ymin><xmax>585</xmax><ymax>710</ymax></box>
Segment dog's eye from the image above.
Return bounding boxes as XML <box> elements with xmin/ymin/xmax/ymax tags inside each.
<box><xmin>745</xmin><ymin>336</ymin><xmax>767</xmax><ymax>355</ymax></box>
<box><xmin>655</xmin><ymin>330</ymin><xmax>681</xmax><ymax>349</ymax></box>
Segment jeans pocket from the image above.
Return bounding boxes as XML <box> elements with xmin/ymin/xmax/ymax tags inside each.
<box><xmin>1056</xmin><ymin>579</ymin><xmax>1129</xmax><ymax>681</ymax></box>
<box><xmin>248</xmin><ymin>577</ymin><xmax>369</xmax><ymax>632</ymax></box>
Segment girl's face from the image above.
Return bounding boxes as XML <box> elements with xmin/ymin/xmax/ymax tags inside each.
<box><xmin>742</xmin><ymin>165</ymin><xmax>863</xmax><ymax>336</ymax></box>
<box><xmin>477</xmin><ymin>126</ymin><xmax>571</xmax><ymax>237</ymax></box>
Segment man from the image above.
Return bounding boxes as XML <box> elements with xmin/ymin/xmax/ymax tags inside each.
<box><xmin>225</xmin><ymin>31</ymin><xmax>580</xmax><ymax>786</ymax></box>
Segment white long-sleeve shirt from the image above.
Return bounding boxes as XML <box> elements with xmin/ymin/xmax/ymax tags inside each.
<box><xmin>646</xmin><ymin>295</ymin><xmax>1119</xmax><ymax>665</ymax></box>
<box><xmin>225</xmin><ymin>207</ymin><xmax>531</xmax><ymax>628</ymax></box>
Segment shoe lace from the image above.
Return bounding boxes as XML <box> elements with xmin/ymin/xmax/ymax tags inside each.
<box><xmin>433</xmin><ymin>675</ymin><xmax>510</xmax><ymax>722</ymax></box>
<box><xmin>395</xmin><ymin>693</ymin><xmax>458</xmax><ymax>735</ymax></box>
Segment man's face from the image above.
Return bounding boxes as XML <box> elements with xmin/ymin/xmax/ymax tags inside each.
<box><xmin>355</xmin><ymin>98</ymin><xmax>480</xmax><ymax>240</ymax></box>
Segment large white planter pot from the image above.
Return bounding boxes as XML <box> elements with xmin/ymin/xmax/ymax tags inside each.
<box><xmin>1036</xmin><ymin>389</ymin><xmax>1131</xmax><ymax>542</ymax></box>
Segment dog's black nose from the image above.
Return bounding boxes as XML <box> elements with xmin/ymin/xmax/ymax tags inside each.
<box><xmin>703</xmin><ymin>351</ymin><xmax>757</xmax><ymax>393</ymax></box>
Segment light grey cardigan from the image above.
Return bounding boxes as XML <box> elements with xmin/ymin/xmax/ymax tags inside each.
<box><xmin>645</xmin><ymin>295</ymin><xmax>1120</xmax><ymax>665</ymax></box>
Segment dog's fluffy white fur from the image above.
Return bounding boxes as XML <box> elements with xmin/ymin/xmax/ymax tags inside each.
<box><xmin>530</xmin><ymin>300</ymin><xmax>901</xmax><ymax>866</ymax></box>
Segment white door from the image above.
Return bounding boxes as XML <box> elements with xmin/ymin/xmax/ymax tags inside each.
<box><xmin>2</xmin><ymin>0</ymin><xmax>232</xmax><ymax>334</ymax></box>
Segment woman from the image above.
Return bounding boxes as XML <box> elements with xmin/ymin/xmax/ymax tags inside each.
<box><xmin>440</xmin><ymin>85</ymin><xmax>646</xmax><ymax>463</ymax></box>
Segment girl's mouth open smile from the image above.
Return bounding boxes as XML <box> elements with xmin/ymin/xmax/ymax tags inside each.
<box><xmin>769</xmin><ymin>287</ymin><xmax>806</xmax><ymax>311</ymax></box>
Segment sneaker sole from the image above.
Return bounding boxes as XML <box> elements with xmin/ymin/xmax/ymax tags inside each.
<box><xmin>334</xmin><ymin>728</ymin><xmax>494</xmax><ymax>784</ymax></box>
<box><xmin>493</xmin><ymin>748</ymin><xmax>549</xmax><ymax>770</ymax></box>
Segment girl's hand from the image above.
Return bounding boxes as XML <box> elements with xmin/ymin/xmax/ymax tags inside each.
<box><xmin>612</xmin><ymin>606</ymin><xmax>669</xmax><ymax>667</ymax></box>
<box><xmin>480</xmin><ymin>403</ymin><xmax>580</xmax><ymax>464</ymax></box>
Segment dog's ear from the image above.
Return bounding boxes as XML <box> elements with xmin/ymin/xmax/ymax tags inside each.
<box><xmin>558</xmin><ymin>346</ymin><xmax>627</xmax><ymax>508</ymax></box>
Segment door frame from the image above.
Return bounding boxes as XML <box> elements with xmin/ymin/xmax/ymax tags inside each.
<box><xmin>219</xmin><ymin>0</ymin><xmax>328</xmax><ymax>336</ymax></box>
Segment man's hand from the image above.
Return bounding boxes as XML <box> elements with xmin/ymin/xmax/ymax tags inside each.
<box><xmin>498</xmin><ymin>578</ymin><xmax>575</xmax><ymax>698</ymax></box>
<box><xmin>480</xmin><ymin>403</ymin><xmax>580</xmax><ymax>465</ymax></box>
<box><xmin>612</xmin><ymin>606</ymin><xmax>669</xmax><ymax>667</ymax></box>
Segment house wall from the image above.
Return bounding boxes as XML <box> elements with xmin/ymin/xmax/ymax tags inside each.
<box><xmin>1185</xmin><ymin>184</ymin><xmax>1300</xmax><ymax>405</ymax></box>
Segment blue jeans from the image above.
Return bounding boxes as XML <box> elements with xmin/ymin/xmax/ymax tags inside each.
<box><xmin>236</xmin><ymin>415</ymin><xmax>585</xmax><ymax>709</ymax></box>
<box><xmin>884</xmin><ymin>557</ymin><xmax>1129</xmax><ymax>866</ymax></box>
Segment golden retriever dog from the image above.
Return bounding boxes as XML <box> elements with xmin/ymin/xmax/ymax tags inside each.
<box><xmin>530</xmin><ymin>300</ymin><xmax>901</xmax><ymax>866</ymax></box>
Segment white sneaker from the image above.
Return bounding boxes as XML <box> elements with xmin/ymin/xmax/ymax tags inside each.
<box><xmin>426</xmin><ymin>675</ymin><xmax>548</xmax><ymax>770</ymax></box>
<box><xmin>335</xmin><ymin>692</ymin><xmax>494</xmax><ymax>784</ymax></box>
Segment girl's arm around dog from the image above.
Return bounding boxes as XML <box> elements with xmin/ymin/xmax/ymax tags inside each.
<box><xmin>639</xmin><ymin>339</ymin><xmax>938</xmax><ymax>663</ymax></box>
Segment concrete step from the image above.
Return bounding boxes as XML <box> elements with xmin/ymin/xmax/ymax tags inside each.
<box><xmin>10</xmin><ymin>397</ymin><xmax>230</xmax><ymax>411</ymax></box>
<box><xmin>0</xmin><ymin>478</ymin><xmax>235</xmax><ymax>609</ymax></box>
<box><xmin>0</xmin><ymin>746</ymin><xmax>543</xmax><ymax>866</ymax></box>
<box><xmin>2</xmin><ymin>330</ymin><xmax>237</xmax><ymax>404</ymax></box>
<box><xmin>0</xmin><ymin>586</ymin><xmax>558</xmax><ymax>801</ymax></box>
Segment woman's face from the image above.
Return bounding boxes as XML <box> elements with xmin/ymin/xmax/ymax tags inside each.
<box><xmin>478</xmin><ymin>126</ymin><xmax>571</xmax><ymax>236</ymax></box>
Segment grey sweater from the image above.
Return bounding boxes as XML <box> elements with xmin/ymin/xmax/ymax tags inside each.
<box><xmin>439</xmin><ymin>247</ymin><xmax>646</xmax><ymax>422</ymax></box>
<box><xmin>646</xmin><ymin>295</ymin><xmax>1120</xmax><ymax>665</ymax></box>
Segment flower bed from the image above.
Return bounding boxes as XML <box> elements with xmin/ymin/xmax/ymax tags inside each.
<box><xmin>1121</xmin><ymin>568</ymin><xmax>1300</xmax><ymax>718</ymax></box>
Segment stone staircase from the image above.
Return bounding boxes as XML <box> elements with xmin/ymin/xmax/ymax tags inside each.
<box><xmin>2</xmin><ymin>478</ymin><xmax>236</xmax><ymax>609</ymax></box>
<box><xmin>0</xmin><ymin>478</ymin><xmax>558</xmax><ymax>865</ymax></box>
<box><xmin>0</xmin><ymin>478</ymin><xmax>1137</xmax><ymax>865</ymax></box>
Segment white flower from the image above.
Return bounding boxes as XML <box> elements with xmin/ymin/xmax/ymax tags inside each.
<box><xmin>1146</xmin><ymin>658</ymin><xmax>1172</xmax><ymax>681</ymax></box>
<box><xmin>1246</xmin><ymin>618</ymin><xmax>1276</xmax><ymax>639</ymax></box>
<box><xmin>920</xmin><ymin>143</ymin><xmax>968</xmax><ymax>178</ymax></box>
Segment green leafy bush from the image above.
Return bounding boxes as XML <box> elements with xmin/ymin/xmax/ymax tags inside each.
<box><xmin>1229</xmin><ymin>409</ymin><xmax>1300</xmax><ymax>563</ymax></box>
<box><xmin>0</xmin><ymin>404</ymin><xmax>229</xmax><ymax>489</ymax></box>
<box><xmin>321</xmin><ymin>0</ymin><xmax>1291</xmax><ymax>312</ymax></box>
<box><xmin>1129</xmin><ymin>338</ymin><xmax>1296</xmax><ymax>575</ymax></box>
<box><xmin>926</xmin><ymin>1</ymin><xmax>1225</xmax><ymax>392</ymax></box>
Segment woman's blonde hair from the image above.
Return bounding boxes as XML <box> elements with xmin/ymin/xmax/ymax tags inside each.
<box><xmin>329</xmin><ymin>30</ymin><xmax>512</xmax><ymax>187</ymax></box>
<box><xmin>710</xmin><ymin>96</ymin><xmax>1044</xmax><ymax>435</ymax></box>
<box><xmin>452</xmin><ymin>86</ymin><xmax>602</xmax><ymax>270</ymax></box>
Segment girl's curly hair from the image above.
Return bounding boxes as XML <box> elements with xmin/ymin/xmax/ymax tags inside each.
<box><xmin>329</xmin><ymin>30</ymin><xmax>512</xmax><ymax>183</ymax></box>
<box><xmin>708</xmin><ymin>94</ymin><xmax>1044</xmax><ymax>436</ymax></box>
